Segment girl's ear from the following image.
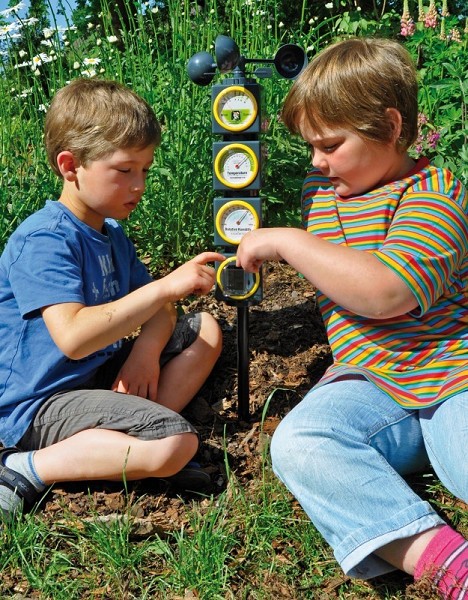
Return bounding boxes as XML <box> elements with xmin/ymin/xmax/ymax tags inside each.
<box><xmin>386</xmin><ymin>107</ymin><xmax>403</xmax><ymax>145</ymax></box>
<box><xmin>56</xmin><ymin>151</ymin><xmax>79</xmax><ymax>181</ymax></box>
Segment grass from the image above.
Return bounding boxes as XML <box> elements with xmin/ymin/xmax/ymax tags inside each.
<box><xmin>0</xmin><ymin>437</ymin><xmax>466</xmax><ymax>599</ymax></box>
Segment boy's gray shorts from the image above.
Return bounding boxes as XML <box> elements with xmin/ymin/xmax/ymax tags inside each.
<box><xmin>18</xmin><ymin>313</ymin><xmax>201</xmax><ymax>451</ymax></box>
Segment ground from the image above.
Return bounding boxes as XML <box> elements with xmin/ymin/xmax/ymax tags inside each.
<box><xmin>41</xmin><ymin>262</ymin><xmax>332</xmax><ymax>519</ymax></box>
<box><xmin>28</xmin><ymin>263</ymin><xmax>465</xmax><ymax>598</ymax></box>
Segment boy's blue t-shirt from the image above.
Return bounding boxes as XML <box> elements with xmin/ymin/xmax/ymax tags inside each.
<box><xmin>0</xmin><ymin>200</ymin><xmax>153</xmax><ymax>447</ymax></box>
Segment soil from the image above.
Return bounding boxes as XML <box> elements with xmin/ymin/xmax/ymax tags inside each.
<box><xmin>39</xmin><ymin>262</ymin><xmax>332</xmax><ymax>516</ymax></box>
<box><xmin>17</xmin><ymin>263</ymin><xmax>466</xmax><ymax>598</ymax></box>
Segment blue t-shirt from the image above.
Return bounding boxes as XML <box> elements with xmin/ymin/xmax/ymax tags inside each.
<box><xmin>0</xmin><ymin>200</ymin><xmax>153</xmax><ymax>446</ymax></box>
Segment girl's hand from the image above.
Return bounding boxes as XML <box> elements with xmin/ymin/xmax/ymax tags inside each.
<box><xmin>236</xmin><ymin>229</ymin><xmax>282</xmax><ymax>272</ymax></box>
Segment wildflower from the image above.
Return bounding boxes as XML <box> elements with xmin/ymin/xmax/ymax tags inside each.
<box><xmin>440</xmin><ymin>17</ymin><xmax>446</xmax><ymax>39</ymax></box>
<box><xmin>427</xmin><ymin>131</ymin><xmax>440</xmax><ymax>149</ymax></box>
<box><xmin>0</xmin><ymin>1</ymin><xmax>25</xmax><ymax>17</ymax></box>
<box><xmin>0</xmin><ymin>23</ymin><xmax>19</xmax><ymax>37</ymax></box>
<box><xmin>96</xmin><ymin>38</ymin><xmax>102</xmax><ymax>45</ymax></box>
<box><xmin>18</xmin><ymin>49</ymin><xmax>27</xmax><ymax>58</ymax></box>
<box><xmin>41</xmin><ymin>39</ymin><xmax>52</xmax><ymax>47</ymax></box>
<box><xmin>107</xmin><ymin>35</ymin><xmax>118</xmax><ymax>43</ymax></box>
<box><xmin>81</xmin><ymin>68</ymin><xmax>97</xmax><ymax>77</ymax></box>
<box><xmin>418</xmin><ymin>0</ymin><xmax>425</xmax><ymax>21</ymax></box>
<box><xmin>441</xmin><ymin>0</ymin><xmax>449</xmax><ymax>16</ymax></box>
<box><xmin>83</xmin><ymin>57</ymin><xmax>101</xmax><ymax>66</ymax></box>
<box><xmin>400</xmin><ymin>0</ymin><xmax>415</xmax><ymax>36</ymax></box>
<box><xmin>31</xmin><ymin>53</ymin><xmax>51</xmax><ymax>67</ymax></box>
<box><xmin>449</xmin><ymin>27</ymin><xmax>462</xmax><ymax>42</ymax></box>
<box><xmin>38</xmin><ymin>104</ymin><xmax>47</xmax><ymax>112</ymax></box>
<box><xmin>325</xmin><ymin>2</ymin><xmax>333</xmax><ymax>8</ymax></box>
<box><xmin>87</xmin><ymin>22</ymin><xmax>94</xmax><ymax>29</ymax></box>
<box><xmin>278</xmin><ymin>21</ymin><xmax>284</xmax><ymax>28</ymax></box>
<box><xmin>43</xmin><ymin>28</ymin><xmax>55</xmax><ymax>39</ymax></box>
<box><xmin>424</xmin><ymin>0</ymin><xmax>438</xmax><ymax>28</ymax></box>
<box><xmin>73</xmin><ymin>61</ymin><xmax>80</xmax><ymax>69</ymax></box>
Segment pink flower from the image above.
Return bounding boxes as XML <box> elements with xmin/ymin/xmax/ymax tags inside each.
<box><xmin>424</xmin><ymin>0</ymin><xmax>438</xmax><ymax>28</ymax></box>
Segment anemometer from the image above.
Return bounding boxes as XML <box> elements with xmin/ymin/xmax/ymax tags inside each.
<box><xmin>188</xmin><ymin>34</ymin><xmax>307</xmax><ymax>419</ymax></box>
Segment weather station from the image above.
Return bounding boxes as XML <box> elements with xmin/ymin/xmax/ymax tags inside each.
<box><xmin>187</xmin><ymin>35</ymin><xmax>307</xmax><ymax>420</ymax></box>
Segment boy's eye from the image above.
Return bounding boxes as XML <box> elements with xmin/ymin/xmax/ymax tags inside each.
<box><xmin>116</xmin><ymin>168</ymin><xmax>130</xmax><ymax>173</ymax></box>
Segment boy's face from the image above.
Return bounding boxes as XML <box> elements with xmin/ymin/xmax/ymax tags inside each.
<box><xmin>63</xmin><ymin>145</ymin><xmax>156</xmax><ymax>230</ymax></box>
<box><xmin>299</xmin><ymin>120</ymin><xmax>405</xmax><ymax>198</ymax></box>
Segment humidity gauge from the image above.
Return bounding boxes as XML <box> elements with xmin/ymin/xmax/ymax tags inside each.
<box><xmin>212</xmin><ymin>85</ymin><xmax>259</xmax><ymax>133</ymax></box>
<box><xmin>214</xmin><ymin>198</ymin><xmax>261</xmax><ymax>246</ymax></box>
<box><xmin>213</xmin><ymin>141</ymin><xmax>260</xmax><ymax>190</ymax></box>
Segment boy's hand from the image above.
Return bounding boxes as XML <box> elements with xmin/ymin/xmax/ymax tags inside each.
<box><xmin>112</xmin><ymin>355</ymin><xmax>161</xmax><ymax>401</ymax></box>
<box><xmin>163</xmin><ymin>252</ymin><xmax>225</xmax><ymax>300</ymax></box>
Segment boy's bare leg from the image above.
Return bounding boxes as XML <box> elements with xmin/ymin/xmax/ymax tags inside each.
<box><xmin>157</xmin><ymin>312</ymin><xmax>222</xmax><ymax>413</ymax></box>
<box><xmin>33</xmin><ymin>429</ymin><xmax>198</xmax><ymax>484</ymax></box>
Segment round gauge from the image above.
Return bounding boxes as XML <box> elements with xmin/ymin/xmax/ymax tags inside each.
<box><xmin>216</xmin><ymin>256</ymin><xmax>261</xmax><ymax>300</ymax></box>
<box><xmin>215</xmin><ymin>200</ymin><xmax>259</xmax><ymax>245</ymax></box>
<box><xmin>213</xmin><ymin>85</ymin><xmax>258</xmax><ymax>132</ymax></box>
<box><xmin>214</xmin><ymin>143</ymin><xmax>259</xmax><ymax>189</ymax></box>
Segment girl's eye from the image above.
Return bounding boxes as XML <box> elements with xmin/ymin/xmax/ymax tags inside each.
<box><xmin>117</xmin><ymin>168</ymin><xmax>130</xmax><ymax>173</ymax></box>
<box><xmin>323</xmin><ymin>144</ymin><xmax>337</xmax><ymax>153</ymax></box>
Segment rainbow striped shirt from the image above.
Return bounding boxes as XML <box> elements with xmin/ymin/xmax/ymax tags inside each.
<box><xmin>302</xmin><ymin>159</ymin><xmax>468</xmax><ymax>408</ymax></box>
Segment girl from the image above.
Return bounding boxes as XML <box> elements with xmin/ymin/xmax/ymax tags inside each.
<box><xmin>236</xmin><ymin>38</ymin><xmax>468</xmax><ymax>599</ymax></box>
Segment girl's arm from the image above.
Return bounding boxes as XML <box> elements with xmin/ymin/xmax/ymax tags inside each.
<box><xmin>236</xmin><ymin>227</ymin><xmax>418</xmax><ymax>319</ymax></box>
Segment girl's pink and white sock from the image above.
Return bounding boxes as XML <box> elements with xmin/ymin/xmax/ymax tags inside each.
<box><xmin>414</xmin><ymin>525</ymin><xmax>468</xmax><ymax>599</ymax></box>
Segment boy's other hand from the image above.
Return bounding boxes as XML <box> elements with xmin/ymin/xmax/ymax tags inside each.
<box><xmin>164</xmin><ymin>252</ymin><xmax>225</xmax><ymax>300</ymax></box>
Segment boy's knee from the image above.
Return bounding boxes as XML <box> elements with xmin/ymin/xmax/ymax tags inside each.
<box><xmin>198</xmin><ymin>312</ymin><xmax>223</xmax><ymax>355</ymax></box>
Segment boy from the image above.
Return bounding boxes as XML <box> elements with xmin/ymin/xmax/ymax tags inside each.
<box><xmin>236</xmin><ymin>38</ymin><xmax>468</xmax><ymax>599</ymax></box>
<box><xmin>0</xmin><ymin>78</ymin><xmax>225</xmax><ymax>517</ymax></box>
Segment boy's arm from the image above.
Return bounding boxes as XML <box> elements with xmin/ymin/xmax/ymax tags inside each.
<box><xmin>110</xmin><ymin>302</ymin><xmax>177</xmax><ymax>401</ymax></box>
<box><xmin>41</xmin><ymin>252</ymin><xmax>224</xmax><ymax>360</ymax></box>
<box><xmin>236</xmin><ymin>228</ymin><xmax>418</xmax><ymax>320</ymax></box>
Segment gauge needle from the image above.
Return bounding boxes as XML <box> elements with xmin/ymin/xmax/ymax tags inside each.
<box><xmin>235</xmin><ymin>157</ymin><xmax>248</xmax><ymax>169</ymax></box>
<box><xmin>236</xmin><ymin>211</ymin><xmax>248</xmax><ymax>225</ymax></box>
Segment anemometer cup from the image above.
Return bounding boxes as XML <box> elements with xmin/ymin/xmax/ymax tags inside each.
<box><xmin>187</xmin><ymin>51</ymin><xmax>216</xmax><ymax>86</ymax></box>
<box><xmin>274</xmin><ymin>44</ymin><xmax>308</xmax><ymax>79</ymax></box>
<box><xmin>215</xmin><ymin>35</ymin><xmax>241</xmax><ymax>73</ymax></box>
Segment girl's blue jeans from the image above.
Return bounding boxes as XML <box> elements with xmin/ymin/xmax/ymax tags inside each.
<box><xmin>270</xmin><ymin>378</ymin><xmax>468</xmax><ymax>579</ymax></box>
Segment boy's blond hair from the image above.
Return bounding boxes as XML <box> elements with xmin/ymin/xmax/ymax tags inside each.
<box><xmin>282</xmin><ymin>38</ymin><xmax>418</xmax><ymax>151</ymax></box>
<box><xmin>45</xmin><ymin>78</ymin><xmax>161</xmax><ymax>177</ymax></box>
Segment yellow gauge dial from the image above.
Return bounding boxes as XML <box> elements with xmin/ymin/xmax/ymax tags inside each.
<box><xmin>216</xmin><ymin>256</ymin><xmax>261</xmax><ymax>300</ymax></box>
<box><xmin>214</xmin><ymin>143</ymin><xmax>259</xmax><ymax>189</ymax></box>
<box><xmin>215</xmin><ymin>200</ymin><xmax>259</xmax><ymax>245</ymax></box>
<box><xmin>213</xmin><ymin>85</ymin><xmax>258</xmax><ymax>132</ymax></box>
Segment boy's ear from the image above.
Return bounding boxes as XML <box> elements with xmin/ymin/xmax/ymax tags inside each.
<box><xmin>56</xmin><ymin>151</ymin><xmax>80</xmax><ymax>181</ymax></box>
<box><xmin>385</xmin><ymin>108</ymin><xmax>403</xmax><ymax>144</ymax></box>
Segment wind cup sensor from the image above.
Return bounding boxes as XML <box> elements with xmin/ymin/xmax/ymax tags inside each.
<box><xmin>187</xmin><ymin>35</ymin><xmax>308</xmax><ymax>85</ymax></box>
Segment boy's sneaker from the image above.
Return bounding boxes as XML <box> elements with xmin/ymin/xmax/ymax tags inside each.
<box><xmin>162</xmin><ymin>461</ymin><xmax>211</xmax><ymax>493</ymax></box>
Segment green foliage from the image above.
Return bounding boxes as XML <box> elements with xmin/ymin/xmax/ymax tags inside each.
<box><xmin>0</xmin><ymin>0</ymin><xmax>466</xmax><ymax>273</ymax></box>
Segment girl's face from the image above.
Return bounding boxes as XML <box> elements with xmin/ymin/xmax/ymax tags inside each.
<box><xmin>299</xmin><ymin>119</ymin><xmax>410</xmax><ymax>198</ymax></box>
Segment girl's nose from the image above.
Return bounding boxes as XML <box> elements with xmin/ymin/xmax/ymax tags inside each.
<box><xmin>312</xmin><ymin>149</ymin><xmax>327</xmax><ymax>170</ymax></box>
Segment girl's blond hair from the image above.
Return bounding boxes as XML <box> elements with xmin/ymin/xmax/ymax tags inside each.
<box><xmin>282</xmin><ymin>38</ymin><xmax>418</xmax><ymax>151</ymax></box>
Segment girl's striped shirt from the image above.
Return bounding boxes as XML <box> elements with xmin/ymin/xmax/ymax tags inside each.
<box><xmin>303</xmin><ymin>158</ymin><xmax>468</xmax><ymax>408</ymax></box>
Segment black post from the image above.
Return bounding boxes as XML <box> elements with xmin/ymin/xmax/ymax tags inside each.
<box><xmin>237</xmin><ymin>305</ymin><xmax>250</xmax><ymax>420</ymax></box>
